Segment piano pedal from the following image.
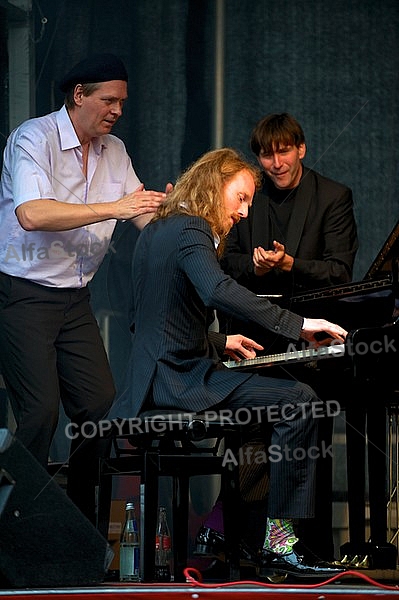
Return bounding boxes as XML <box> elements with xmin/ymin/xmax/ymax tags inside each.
<box><xmin>337</xmin><ymin>553</ymin><xmax>358</xmax><ymax>566</ymax></box>
<box><xmin>348</xmin><ymin>554</ymin><xmax>361</xmax><ymax>567</ymax></box>
<box><xmin>355</xmin><ymin>555</ymin><xmax>370</xmax><ymax>569</ymax></box>
<box><xmin>338</xmin><ymin>553</ymin><xmax>369</xmax><ymax>568</ymax></box>
<box><xmin>340</xmin><ymin>541</ymin><xmax>397</xmax><ymax>570</ymax></box>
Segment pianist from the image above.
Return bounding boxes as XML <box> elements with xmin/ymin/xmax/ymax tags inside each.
<box><xmin>110</xmin><ymin>147</ymin><xmax>347</xmax><ymax>579</ymax></box>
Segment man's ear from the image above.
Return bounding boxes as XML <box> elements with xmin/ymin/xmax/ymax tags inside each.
<box><xmin>73</xmin><ymin>84</ymin><xmax>84</xmax><ymax>106</ymax></box>
<box><xmin>298</xmin><ymin>143</ymin><xmax>306</xmax><ymax>160</ymax></box>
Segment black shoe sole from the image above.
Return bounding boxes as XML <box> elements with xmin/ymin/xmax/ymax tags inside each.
<box><xmin>194</xmin><ymin>543</ymin><xmax>257</xmax><ymax>567</ymax></box>
<box><xmin>258</xmin><ymin>565</ymin><xmax>344</xmax><ymax>580</ymax></box>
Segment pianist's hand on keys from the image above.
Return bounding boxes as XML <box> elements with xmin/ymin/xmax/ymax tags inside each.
<box><xmin>299</xmin><ymin>318</ymin><xmax>347</xmax><ymax>347</ymax></box>
<box><xmin>224</xmin><ymin>334</ymin><xmax>264</xmax><ymax>362</ymax></box>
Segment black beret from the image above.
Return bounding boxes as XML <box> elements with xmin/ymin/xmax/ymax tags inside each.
<box><xmin>59</xmin><ymin>53</ymin><xmax>128</xmax><ymax>93</ymax></box>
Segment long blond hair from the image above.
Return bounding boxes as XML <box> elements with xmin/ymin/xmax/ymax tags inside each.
<box><xmin>154</xmin><ymin>148</ymin><xmax>261</xmax><ymax>251</ymax></box>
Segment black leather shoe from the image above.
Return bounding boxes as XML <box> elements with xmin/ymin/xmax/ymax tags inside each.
<box><xmin>194</xmin><ymin>526</ymin><xmax>257</xmax><ymax>566</ymax></box>
<box><xmin>258</xmin><ymin>545</ymin><xmax>347</xmax><ymax>579</ymax></box>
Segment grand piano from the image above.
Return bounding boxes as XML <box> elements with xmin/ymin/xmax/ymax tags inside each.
<box><xmin>226</xmin><ymin>218</ymin><xmax>399</xmax><ymax>569</ymax></box>
<box><xmin>288</xmin><ymin>220</ymin><xmax>399</xmax><ymax>569</ymax></box>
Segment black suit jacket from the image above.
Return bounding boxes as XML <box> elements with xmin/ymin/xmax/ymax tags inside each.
<box><xmin>220</xmin><ymin>166</ymin><xmax>358</xmax><ymax>297</ymax></box>
<box><xmin>110</xmin><ymin>214</ymin><xmax>304</xmax><ymax>418</ymax></box>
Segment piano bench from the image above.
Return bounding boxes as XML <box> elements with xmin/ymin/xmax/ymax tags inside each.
<box><xmin>96</xmin><ymin>410</ymin><xmax>244</xmax><ymax>583</ymax></box>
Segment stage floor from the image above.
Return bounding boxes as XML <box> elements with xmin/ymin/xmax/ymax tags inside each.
<box><xmin>1</xmin><ymin>569</ymin><xmax>399</xmax><ymax>599</ymax></box>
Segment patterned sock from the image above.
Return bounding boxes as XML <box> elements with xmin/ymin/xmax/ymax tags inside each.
<box><xmin>263</xmin><ymin>518</ymin><xmax>299</xmax><ymax>555</ymax></box>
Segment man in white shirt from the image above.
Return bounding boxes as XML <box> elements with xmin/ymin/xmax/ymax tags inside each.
<box><xmin>0</xmin><ymin>53</ymin><xmax>170</xmax><ymax>523</ymax></box>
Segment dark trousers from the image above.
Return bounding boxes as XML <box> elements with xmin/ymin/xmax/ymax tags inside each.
<box><xmin>222</xmin><ymin>374</ymin><xmax>319</xmax><ymax>520</ymax></box>
<box><xmin>232</xmin><ymin>364</ymin><xmax>336</xmax><ymax>559</ymax></box>
<box><xmin>0</xmin><ymin>272</ymin><xmax>115</xmax><ymax>522</ymax></box>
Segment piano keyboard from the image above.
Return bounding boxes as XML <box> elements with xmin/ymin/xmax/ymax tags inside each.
<box><xmin>223</xmin><ymin>343</ymin><xmax>345</xmax><ymax>370</ymax></box>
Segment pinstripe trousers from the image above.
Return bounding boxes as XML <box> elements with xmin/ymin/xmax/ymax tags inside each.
<box><xmin>220</xmin><ymin>373</ymin><xmax>319</xmax><ymax>519</ymax></box>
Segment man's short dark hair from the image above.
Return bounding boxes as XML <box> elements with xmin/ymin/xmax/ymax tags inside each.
<box><xmin>250</xmin><ymin>113</ymin><xmax>305</xmax><ymax>156</ymax></box>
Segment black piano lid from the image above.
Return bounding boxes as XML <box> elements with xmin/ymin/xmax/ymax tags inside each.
<box><xmin>272</xmin><ymin>218</ymin><xmax>399</xmax><ymax>332</ymax></box>
<box><xmin>289</xmin><ymin>217</ymin><xmax>399</xmax><ymax>306</ymax></box>
<box><xmin>364</xmin><ymin>216</ymin><xmax>399</xmax><ymax>280</ymax></box>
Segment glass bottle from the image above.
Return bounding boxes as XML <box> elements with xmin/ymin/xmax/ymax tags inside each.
<box><xmin>119</xmin><ymin>500</ymin><xmax>140</xmax><ymax>582</ymax></box>
<box><xmin>154</xmin><ymin>506</ymin><xmax>172</xmax><ymax>581</ymax></box>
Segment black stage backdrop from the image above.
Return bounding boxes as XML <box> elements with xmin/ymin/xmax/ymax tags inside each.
<box><xmin>3</xmin><ymin>0</ymin><xmax>398</xmax><ymax>395</ymax></box>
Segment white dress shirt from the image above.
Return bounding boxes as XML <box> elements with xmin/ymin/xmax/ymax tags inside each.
<box><xmin>0</xmin><ymin>105</ymin><xmax>141</xmax><ymax>287</ymax></box>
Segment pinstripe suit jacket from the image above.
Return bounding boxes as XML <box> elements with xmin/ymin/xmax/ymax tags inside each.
<box><xmin>111</xmin><ymin>214</ymin><xmax>304</xmax><ymax>419</ymax></box>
